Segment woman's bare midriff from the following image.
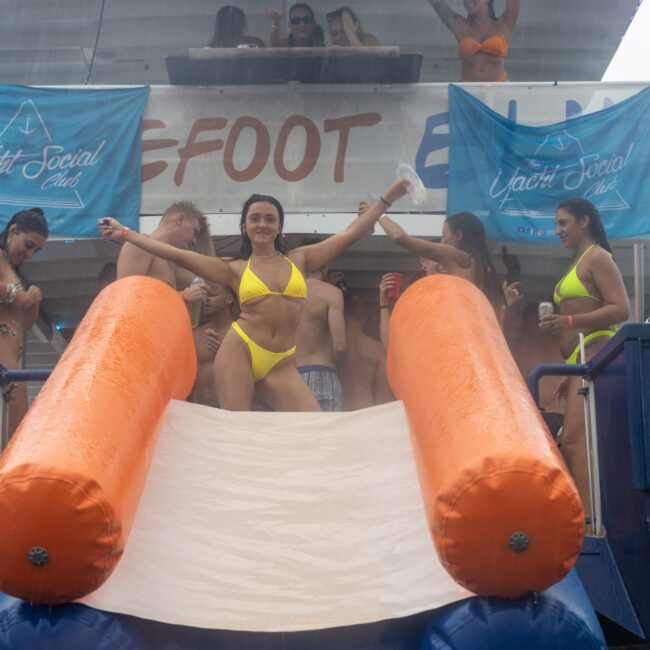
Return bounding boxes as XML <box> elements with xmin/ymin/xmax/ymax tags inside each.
<box><xmin>460</xmin><ymin>53</ymin><xmax>505</xmax><ymax>81</ymax></box>
<box><xmin>236</xmin><ymin>295</ymin><xmax>305</xmax><ymax>351</ymax></box>
<box><xmin>0</xmin><ymin>306</ymin><xmax>25</xmax><ymax>367</ymax></box>
<box><xmin>559</xmin><ymin>296</ymin><xmax>614</xmax><ymax>360</ymax></box>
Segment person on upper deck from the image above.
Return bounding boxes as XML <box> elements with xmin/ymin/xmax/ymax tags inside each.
<box><xmin>208</xmin><ymin>5</ymin><xmax>265</xmax><ymax>48</ymax></box>
<box><xmin>267</xmin><ymin>3</ymin><xmax>325</xmax><ymax>48</ymax></box>
<box><xmin>426</xmin><ymin>0</ymin><xmax>520</xmax><ymax>82</ymax></box>
<box><xmin>326</xmin><ymin>7</ymin><xmax>380</xmax><ymax>47</ymax></box>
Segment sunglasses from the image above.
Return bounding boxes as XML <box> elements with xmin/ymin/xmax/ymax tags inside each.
<box><xmin>290</xmin><ymin>15</ymin><xmax>313</xmax><ymax>25</ymax></box>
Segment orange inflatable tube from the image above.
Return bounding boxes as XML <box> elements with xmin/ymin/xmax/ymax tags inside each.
<box><xmin>387</xmin><ymin>275</ymin><xmax>584</xmax><ymax>598</ymax></box>
<box><xmin>0</xmin><ymin>276</ymin><xmax>196</xmax><ymax>604</ymax></box>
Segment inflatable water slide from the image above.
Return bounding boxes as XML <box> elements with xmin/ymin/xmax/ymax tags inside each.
<box><xmin>0</xmin><ymin>275</ymin><xmax>606</xmax><ymax>649</ymax></box>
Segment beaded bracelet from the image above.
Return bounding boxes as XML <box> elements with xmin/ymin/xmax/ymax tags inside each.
<box><xmin>119</xmin><ymin>227</ymin><xmax>130</xmax><ymax>242</ymax></box>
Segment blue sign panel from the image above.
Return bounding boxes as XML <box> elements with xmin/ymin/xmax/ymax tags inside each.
<box><xmin>447</xmin><ymin>85</ymin><xmax>650</xmax><ymax>242</ymax></box>
<box><xmin>0</xmin><ymin>84</ymin><xmax>149</xmax><ymax>237</ymax></box>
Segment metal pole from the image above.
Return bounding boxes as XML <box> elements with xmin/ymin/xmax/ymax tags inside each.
<box><xmin>0</xmin><ymin>366</ymin><xmax>52</xmax><ymax>451</ymax></box>
<box><xmin>577</xmin><ymin>334</ymin><xmax>603</xmax><ymax>537</ymax></box>
<box><xmin>633</xmin><ymin>242</ymin><xmax>645</xmax><ymax>322</ymax></box>
<box><xmin>0</xmin><ymin>392</ymin><xmax>7</xmax><ymax>451</ymax></box>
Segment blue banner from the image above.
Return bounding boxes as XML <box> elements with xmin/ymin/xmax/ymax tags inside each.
<box><xmin>0</xmin><ymin>84</ymin><xmax>149</xmax><ymax>237</ymax></box>
<box><xmin>448</xmin><ymin>84</ymin><xmax>650</xmax><ymax>242</ymax></box>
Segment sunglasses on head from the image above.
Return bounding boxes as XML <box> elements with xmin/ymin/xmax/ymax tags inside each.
<box><xmin>290</xmin><ymin>15</ymin><xmax>313</xmax><ymax>25</ymax></box>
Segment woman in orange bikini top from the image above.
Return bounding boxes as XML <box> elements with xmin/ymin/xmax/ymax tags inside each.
<box><xmin>426</xmin><ymin>0</ymin><xmax>520</xmax><ymax>82</ymax></box>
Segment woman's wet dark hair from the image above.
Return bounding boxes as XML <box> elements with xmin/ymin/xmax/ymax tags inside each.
<box><xmin>488</xmin><ymin>0</ymin><xmax>497</xmax><ymax>20</ymax></box>
<box><xmin>209</xmin><ymin>5</ymin><xmax>247</xmax><ymax>47</ymax></box>
<box><xmin>238</xmin><ymin>194</ymin><xmax>287</xmax><ymax>258</ymax></box>
<box><xmin>0</xmin><ymin>208</ymin><xmax>48</xmax><ymax>251</ymax></box>
<box><xmin>557</xmin><ymin>198</ymin><xmax>612</xmax><ymax>254</ymax></box>
<box><xmin>445</xmin><ymin>212</ymin><xmax>505</xmax><ymax>313</ymax></box>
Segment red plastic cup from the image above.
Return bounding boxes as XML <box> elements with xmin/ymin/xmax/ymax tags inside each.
<box><xmin>386</xmin><ymin>273</ymin><xmax>403</xmax><ymax>299</ymax></box>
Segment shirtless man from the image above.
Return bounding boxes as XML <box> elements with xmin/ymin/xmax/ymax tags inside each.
<box><xmin>190</xmin><ymin>283</ymin><xmax>237</xmax><ymax>407</ymax></box>
<box><xmin>117</xmin><ymin>201</ymin><xmax>211</xmax><ymax>308</ymax></box>
<box><xmin>295</xmin><ymin>243</ymin><xmax>347</xmax><ymax>411</ymax></box>
<box><xmin>338</xmin><ymin>293</ymin><xmax>393</xmax><ymax>411</ymax></box>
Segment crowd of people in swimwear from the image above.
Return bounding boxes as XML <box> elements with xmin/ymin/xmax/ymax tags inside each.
<box><xmin>0</xmin><ymin>174</ymin><xmax>634</xmax><ymax>517</ymax></box>
<box><xmin>208</xmin><ymin>0</ymin><xmax>520</xmax><ymax>82</ymax></box>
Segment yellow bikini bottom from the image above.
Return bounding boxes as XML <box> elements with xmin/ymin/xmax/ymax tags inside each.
<box><xmin>565</xmin><ymin>329</ymin><xmax>616</xmax><ymax>364</ymax></box>
<box><xmin>231</xmin><ymin>322</ymin><xmax>296</xmax><ymax>382</ymax></box>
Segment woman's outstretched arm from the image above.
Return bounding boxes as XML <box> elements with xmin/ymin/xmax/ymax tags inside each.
<box><xmin>500</xmin><ymin>0</ymin><xmax>521</xmax><ymax>32</ymax></box>
<box><xmin>377</xmin><ymin>214</ymin><xmax>471</xmax><ymax>274</ymax></box>
<box><xmin>293</xmin><ymin>179</ymin><xmax>410</xmax><ymax>273</ymax></box>
<box><xmin>426</xmin><ymin>0</ymin><xmax>465</xmax><ymax>40</ymax></box>
<box><xmin>98</xmin><ymin>218</ymin><xmax>236</xmax><ymax>288</ymax></box>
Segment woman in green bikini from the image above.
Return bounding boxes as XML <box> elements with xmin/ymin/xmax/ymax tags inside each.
<box><xmin>540</xmin><ymin>198</ymin><xmax>629</xmax><ymax>516</ymax></box>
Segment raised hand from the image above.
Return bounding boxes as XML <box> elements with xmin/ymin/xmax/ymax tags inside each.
<box><xmin>503</xmin><ymin>281</ymin><xmax>523</xmax><ymax>308</ymax></box>
<box><xmin>357</xmin><ymin>200</ymin><xmax>371</xmax><ymax>216</ymax></box>
<box><xmin>15</xmin><ymin>285</ymin><xmax>43</xmax><ymax>310</ymax></box>
<box><xmin>341</xmin><ymin>9</ymin><xmax>358</xmax><ymax>36</ymax></box>
<box><xmin>383</xmin><ymin>178</ymin><xmax>411</xmax><ymax>205</ymax></box>
<box><xmin>183</xmin><ymin>282</ymin><xmax>208</xmax><ymax>304</ymax></box>
<box><xmin>97</xmin><ymin>217</ymin><xmax>126</xmax><ymax>242</ymax></box>
<box><xmin>266</xmin><ymin>8</ymin><xmax>285</xmax><ymax>23</ymax></box>
<box><xmin>203</xmin><ymin>328</ymin><xmax>222</xmax><ymax>355</ymax></box>
<box><xmin>379</xmin><ymin>273</ymin><xmax>400</xmax><ymax>306</ymax></box>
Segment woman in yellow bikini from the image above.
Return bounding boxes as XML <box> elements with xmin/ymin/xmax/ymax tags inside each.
<box><xmin>426</xmin><ymin>0</ymin><xmax>520</xmax><ymax>82</ymax></box>
<box><xmin>99</xmin><ymin>182</ymin><xmax>409</xmax><ymax>411</ymax></box>
<box><xmin>540</xmin><ymin>198</ymin><xmax>629</xmax><ymax>514</ymax></box>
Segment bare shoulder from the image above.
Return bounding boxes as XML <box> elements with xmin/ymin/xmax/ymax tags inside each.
<box><xmin>319</xmin><ymin>280</ymin><xmax>343</xmax><ymax>302</ymax></box>
<box><xmin>589</xmin><ymin>246</ymin><xmax>619</xmax><ymax>270</ymax></box>
<box><xmin>119</xmin><ymin>241</ymin><xmax>150</xmax><ymax>261</ymax></box>
<box><xmin>287</xmin><ymin>247</ymin><xmax>307</xmax><ymax>269</ymax></box>
<box><xmin>224</xmin><ymin>257</ymin><xmax>246</xmax><ymax>276</ymax></box>
<box><xmin>117</xmin><ymin>241</ymin><xmax>154</xmax><ymax>278</ymax></box>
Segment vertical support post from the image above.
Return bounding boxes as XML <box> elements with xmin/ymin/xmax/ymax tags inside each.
<box><xmin>633</xmin><ymin>242</ymin><xmax>645</xmax><ymax>322</ymax></box>
<box><xmin>578</xmin><ymin>334</ymin><xmax>603</xmax><ymax>537</ymax></box>
<box><xmin>0</xmin><ymin>395</ymin><xmax>7</xmax><ymax>452</ymax></box>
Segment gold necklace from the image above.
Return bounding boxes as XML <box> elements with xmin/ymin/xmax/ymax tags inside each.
<box><xmin>251</xmin><ymin>252</ymin><xmax>279</xmax><ymax>259</ymax></box>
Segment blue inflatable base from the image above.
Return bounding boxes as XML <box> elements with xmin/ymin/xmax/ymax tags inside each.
<box><xmin>0</xmin><ymin>571</ymin><xmax>605</xmax><ymax>649</ymax></box>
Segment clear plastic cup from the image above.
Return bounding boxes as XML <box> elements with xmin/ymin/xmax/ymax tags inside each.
<box><xmin>187</xmin><ymin>276</ymin><xmax>205</xmax><ymax>328</ymax></box>
<box><xmin>397</xmin><ymin>162</ymin><xmax>428</xmax><ymax>205</ymax></box>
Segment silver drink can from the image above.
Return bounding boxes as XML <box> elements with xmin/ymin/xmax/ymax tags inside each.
<box><xmin>538</xmin><ymin>302</ymin><xmax>553</xmax><ymax>320</ymax></box>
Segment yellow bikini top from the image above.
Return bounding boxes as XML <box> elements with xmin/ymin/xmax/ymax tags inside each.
<box><xmin>553</xmin><ymin>244</ymin><xmax>607</xmax><ymax>306</ymax></box>
<box><xmin>239</xmin><ymin>254</ymin><xmax>307</xmax><ymax>305</ymax></box>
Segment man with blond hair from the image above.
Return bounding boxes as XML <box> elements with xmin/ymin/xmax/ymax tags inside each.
<box><xmin>117</xmin><ymin>200</ymin><xmax>214</xmax><ymax>306</ymax></box>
